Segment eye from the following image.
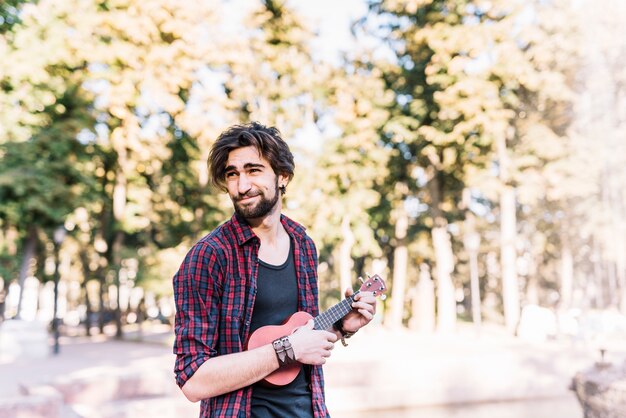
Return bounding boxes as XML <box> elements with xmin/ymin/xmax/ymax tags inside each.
<box><xmin>225</xmin><ymin>171</ymin><xmax>237</xmax><ymax>178</ymax></box>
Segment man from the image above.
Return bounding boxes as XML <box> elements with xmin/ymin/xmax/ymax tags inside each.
<box><xmin>173</xmin><ymin>122</ymin><xmax>377</xmax><ymax>417</ymax></box>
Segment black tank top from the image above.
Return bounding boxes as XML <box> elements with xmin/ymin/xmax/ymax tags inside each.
<box><xmin>250</xmin><ymin>239</ymin><xmax>314</xmax><ymax>418</ymax></box>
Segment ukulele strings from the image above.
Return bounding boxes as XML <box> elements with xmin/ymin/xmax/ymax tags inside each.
<box><xmin>313</xmin><ymin>292</ymin><xmax>359</xmax><ymax>331</ymax></box>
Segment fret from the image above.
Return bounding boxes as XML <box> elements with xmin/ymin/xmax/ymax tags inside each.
<box><xmin>313</xmin><ymin>292</ymin><xmax>360</xmax><ymax>331</ymax></box>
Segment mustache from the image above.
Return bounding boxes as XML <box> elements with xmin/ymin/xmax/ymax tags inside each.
<box><xmin>235</xmin><ymin>190</ymin><xmax>262</xmax><ymax>202</ymax></box>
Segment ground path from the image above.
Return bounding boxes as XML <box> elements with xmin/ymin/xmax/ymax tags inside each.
<box><xmin>1</xmin><ymin>322</ymin><xmax>621</xmax><ymax>417</ymax></box>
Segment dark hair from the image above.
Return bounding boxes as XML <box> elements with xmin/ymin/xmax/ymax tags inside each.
<box><xmin>208</xmin><ymin>122</ymin><xmax>295</xmax><ymax>192</ymax></box>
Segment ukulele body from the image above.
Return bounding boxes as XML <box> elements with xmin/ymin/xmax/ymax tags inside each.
<box><xmin>247</xmin><ymin>311</ymin><xmax>313</xmax><ymax>386</ymax></box>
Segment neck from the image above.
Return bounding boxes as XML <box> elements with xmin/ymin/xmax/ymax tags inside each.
<box><xmin>246</xmin><ymin>202</ymin><xmax>284</xmax><ymax>245</ymax></box>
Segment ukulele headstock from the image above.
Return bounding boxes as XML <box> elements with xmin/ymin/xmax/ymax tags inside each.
<box><xmin>358</xmin><ymin>274</ymin><xmax>387</xmax><ymax>300</ymax></box>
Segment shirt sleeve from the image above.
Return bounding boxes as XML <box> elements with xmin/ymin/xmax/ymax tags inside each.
<box><xmin>173</xmin><ymin>241</ymin><xmax>223</xmax><ymax>388</ymax></box>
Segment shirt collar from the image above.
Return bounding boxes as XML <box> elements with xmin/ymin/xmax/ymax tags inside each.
<box><xmin>229</xmin><ymin>212</ymin><xmax>307</xmax><ymax>246</ymax></box>
<box><xmin>280</xmin><ymin>214</ymin><xmax>307</xmax><ymax>240</ymax></box>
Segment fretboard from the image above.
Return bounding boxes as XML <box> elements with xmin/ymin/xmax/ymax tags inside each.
<box><xmin>313</xmin><ymin>292</ymin><xmax>359</xmax><ymax>331</ymax></box>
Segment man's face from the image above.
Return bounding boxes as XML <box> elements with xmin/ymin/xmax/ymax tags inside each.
<box><xmin>224</xmin><ymin>146</ymin><xmax>285</xmax><ymax>220</ymax></box>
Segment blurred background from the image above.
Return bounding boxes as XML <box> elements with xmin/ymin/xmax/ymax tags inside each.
<box><xmin>1</xmin><ymin>0</ymin><xmax>626</xmax><ymax>417</ymax></box>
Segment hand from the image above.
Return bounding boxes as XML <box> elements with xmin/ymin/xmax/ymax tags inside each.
<box><xmin>341</xmin><ymin>284</ymin><xmax>377</xmax><ymax>333</ymax></box>
<box><xmin>289</xmin><ymin>320</ymin><xmax>337</xmax><ymax>365</ymax></box>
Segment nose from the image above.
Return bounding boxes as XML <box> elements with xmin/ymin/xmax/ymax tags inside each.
<box><xmin>238</xmin><ymin>173</ymin><xmax>252</xmax><ymax>195</ymax></box>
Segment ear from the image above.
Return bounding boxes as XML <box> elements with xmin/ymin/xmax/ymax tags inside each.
<box><xmin>278</xmin><ymin>173</ymin><xmax>289</xmax><ymax>187</ymax></box>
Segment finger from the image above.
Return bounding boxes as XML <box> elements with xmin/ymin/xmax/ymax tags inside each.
<box><xmin>344</xmin><ymin>287</ymin><xmax>354</xmax><ymax>298</ymax></box>
<box><xmin>294</xmin><ymin>320</ymin><xmax>314</xmax><ymax>334</ymax></box>
<box><xmin>351</xmin><ymin>301</ymin><xmax>376</xmax><ymax>312</ymax></box>
<box><xmin>354</xmin><ymin>293</ymin><xmax>375</xmax><ymax>302</ymax></box>
<box><xmin>358</xmin><ymin>309</ymin><xmax>374</xmax><ymax>321</ymax></box>
<box><xmin>324</xmin><ymin>331</ymin><xmax>338</xmax><ymax>342</ymax></box>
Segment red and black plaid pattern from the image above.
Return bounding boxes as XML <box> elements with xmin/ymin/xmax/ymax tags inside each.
<box><xmin>173</xmin><ymin>213</ymin><xmax>329</xmax><ymax>418</ymax></box>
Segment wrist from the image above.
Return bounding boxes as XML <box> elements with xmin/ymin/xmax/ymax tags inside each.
<box><xmin>333</xmin><ymin>319</ymin><xmax>356</xmax><ymax>337</ymax></box>
<box><xmin>272</xmin><ymin>336</ymin><xmax>297</xmax><ymax>368</ymax></box>
<box><xmin>333</xmin><ymin>320</ymin><xmax>356</xmax><ymax>346</ymax></box>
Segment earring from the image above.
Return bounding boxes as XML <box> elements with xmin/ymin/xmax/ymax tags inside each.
<box><xmin>279</xmin><ymin>185</ymin><xmax>286</xmax><ymax>195</ymax></box>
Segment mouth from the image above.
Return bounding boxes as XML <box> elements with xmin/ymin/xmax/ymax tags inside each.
<box><xmin>237</xmin><ymin>193</ymin><xmax>261</xmax><ymax>203</ymax></box>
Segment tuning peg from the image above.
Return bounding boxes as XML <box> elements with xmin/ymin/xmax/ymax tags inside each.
<box><xmin>358</xmin><ymin>276</ymin><xmax>365</xmax><ymax>284</ymax></box>
<box><xmin>380</xmin><ymin>294</ymin><xmax>387</xmax><ymax>301</ymax></box>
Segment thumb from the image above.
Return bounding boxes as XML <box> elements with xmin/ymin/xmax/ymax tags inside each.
<box><xmin>344</xmin><ymin>287</ymin><xmax>354</xmax><ymax>298</ymax></box>
<box><xmin>293</xmin><ymin>319</ymin><xmax>315</xmax><ymax>334</ymax></box>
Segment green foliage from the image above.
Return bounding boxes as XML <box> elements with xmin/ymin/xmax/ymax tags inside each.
<box><xmin>305</xmin><ymin>64</ymin><xmax>392</xmax><ymax>259</ymax></box>
<box><xmin>0</xmin><ymin>0</ymin><xmax>607</xmax><ymax>323</ymax></box>
<box><xmin>0</xmin><ymin>0</ymin><xmax>32</xmax><ymax>33</ymax></box>
<box><xmin>0</xmin><ymin>133</ymin><xmax>95</xmax><ymax>229</ymax></box>
<box><xmin>0</xmin><ymin>0</ymin><xmax>99</xmax><ymax>290</ymax></box>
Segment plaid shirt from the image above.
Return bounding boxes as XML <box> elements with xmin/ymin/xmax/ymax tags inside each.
<box><xmin>173</xmin><ymin>213</ymin><xmax>328</xmax><ymax>418</ymax></box>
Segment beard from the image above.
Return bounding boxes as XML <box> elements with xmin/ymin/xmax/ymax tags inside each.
<box><xmin>233</xmin><ymin>179</ymin><xmax>280</xmax><ymax>220</ymax></box>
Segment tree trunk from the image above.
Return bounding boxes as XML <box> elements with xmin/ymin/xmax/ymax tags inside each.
<box><xmin>95</xmin><ymin>169</ymin><xmax>110</xmax><ymax>335</ymax></box>
<box><xmin>497</xmin><ymin>131</ymin><xmax>520</xmax><ymax>334</ymax></box>
<box><xmin>98</xmin><ymin>273</ymin><xmax>106</xmax><ymax>334</ymax></box>
<box><xmin>615</xmin><ymin>190</ymin><xmax>626</xmax><ymax>314</ymax></box>
<box><xmin>525</xmin><ymin>275</ymin><xmax>539</xmax><ymax>306</ymax></box>
<box><xmin>432</xmin><ymin>225</ymin><xmax>456</xmax><ymax>333</ymax></box>
<box><xmin>526</xmin><ymin>242</ymin><xmax>541</xmax><ymax>307</ymax></box>
<box><xmin>97</xmin><ymin>216</ymin><xmax>109</xmax><ymax>335</ymax></box>
<box><xmin>0</xmin><ymin>290</ymin><xmax>5</xmax><ymax>322</ymax></box>
<box><xmin>500</xmin><ymin>185</ymin><xmax>520</xmax><ymax>333</ymax></box>
<box><xmin>16</xmin><ymin>226</ymin><xmax>38</xmax><ymax>319</ymax></box>
<box><xmin>339</xmin><ymin>214</ymin><xmax>355</xmax><ymax>295</ymax></box>
<box><xmin>593</xmin><ymin>240</ymin><xmax>604</xmax><ymax>309</ymax></box>
<box><xmin>560</xmin><ymin>232</ymin><xmax>574</xmax><ymax>311</ymax></box>
<box><xmin>1</xmin><ymin>226</ymin><xmax>17</xmax><ymax>321</ymax></box>
<box><xmin>112</xmin><ymin>161</ymin><xmax>127</xmax><ymax>339</ymax></box>
<box><xmin>387</xmin><ymin>207</ymin><xmax>408</xmax><ymax>328</ymax></box>
<box><xmin>409</xmin><ymin>263</ymin><xmax>435</xmax><ymax>333</ymax></box>
<box><xmin>427</xmin><ymin>168</ymin><xmax>456</xmax><ymax>333</ymax></box>
<box><xmin>79</xmin><ymin>250</ymin><xmax>93</xmax><ymax>336</ymax></box>
<box><xmin>463</xmin><ymin>210</ymin><xmax>481</xmax><ymax>334</ymax></box>
<box><xmin>112</xmin><ymin>230</ymin><xmax>124</xmax><ymax>339</ymax></box>
<box><xmin>604</xmin><ymin>182</ymin><xmax>626</xmax><ymax>311</ymax></box>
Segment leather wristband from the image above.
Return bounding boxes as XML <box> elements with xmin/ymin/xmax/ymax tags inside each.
<box><xmin>272</xmin><ymin>336</ymin><xmax>297</xmax><ymax>367</ymax></box>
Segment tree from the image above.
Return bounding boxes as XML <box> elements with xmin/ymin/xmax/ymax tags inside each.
<box><xmin>0</xmin><ymin>0</ymin><xmax>97</xmax><ymax>318</ymax></box>
<box><xmin>366</xmin><ymin>0</ymin><xmax>507</xmax><ymax>331</ymax></box>
<box><xmin>302</xmin><ymin>62</ymin><xmax>391</xmax><ymax>303</ymax></box>
<box><xmin>364</xmin><ymin>0</ymin><xmax>582</xmax><ymax>333</ymax></box>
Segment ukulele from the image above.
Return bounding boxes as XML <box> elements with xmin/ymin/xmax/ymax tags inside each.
<box><xmin>246</xmin><ymin>274</ymin><xmax>387</xmax><ymax>386</ymax></box>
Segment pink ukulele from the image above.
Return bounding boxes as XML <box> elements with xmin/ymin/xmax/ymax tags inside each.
<box><xmin>246</xmin><ymin>274</ymin><xmax>387</xmax><ymax>386</ymax></box>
